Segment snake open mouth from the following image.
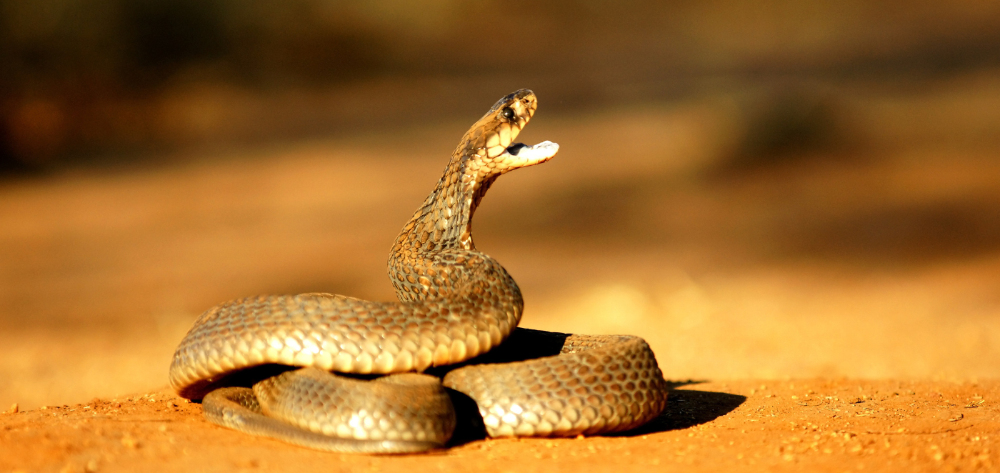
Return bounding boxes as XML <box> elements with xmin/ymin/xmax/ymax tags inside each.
<box><xmin>501</xmin><ymin>141</ymin><xmax>560</xmax><ymax>171</ymax></box>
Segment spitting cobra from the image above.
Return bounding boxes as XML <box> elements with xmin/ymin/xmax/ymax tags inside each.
<box><xmin>168</xmin><ymin>89</ymin><xmax>669</xmax><ymax>453</ymax></box>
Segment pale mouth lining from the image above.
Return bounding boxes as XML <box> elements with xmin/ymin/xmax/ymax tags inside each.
<box><xmin>505</xmin><ymin>141</ymin><xmax>560</xmax><ymax>165</ymax></box>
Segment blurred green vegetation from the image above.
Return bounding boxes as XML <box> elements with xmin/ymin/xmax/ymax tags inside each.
<box><xmin>1</xmin><ymin>0</ymin><xmax>998</xmax><ymax>169</ymax></box>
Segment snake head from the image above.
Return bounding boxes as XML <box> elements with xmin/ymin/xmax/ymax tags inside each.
<box><xmin>389</xmin><ymin>89</ymin><xmax>560</xmax><ymax>254</ymax></box>
<box><xmin>458</xmin><ymin>89</ymin><xmax>559</xmax><ymax>176</ymax></box>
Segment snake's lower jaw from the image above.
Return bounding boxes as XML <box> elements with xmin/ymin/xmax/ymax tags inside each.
<box><xmin>501</xmin><ymin>141</ymin><xmax>560</xmax><ymax>172</ymax></box>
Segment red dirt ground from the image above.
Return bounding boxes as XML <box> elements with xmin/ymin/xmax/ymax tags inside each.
<box><xmin>2</xmin><ymin>380</ymin><xmax>996</xmax><ymax>472</ymax></box>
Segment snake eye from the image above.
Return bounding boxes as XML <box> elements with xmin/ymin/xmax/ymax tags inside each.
<box><xmin>501</xmin><ymin>107</ymin><xmax>516</xmax><ymax>121</ymax></box>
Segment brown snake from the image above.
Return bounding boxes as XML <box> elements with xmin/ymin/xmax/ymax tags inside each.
<box><xmin>168</xmin><ymin>89</ymin><xmax>669</xmax><ymax>453</ymax></box>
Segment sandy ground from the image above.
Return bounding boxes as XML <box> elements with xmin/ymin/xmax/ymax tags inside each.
<box><xmin>2</xmin><ymin>77</ymin><xmax>999</xmax><ymax>471</ymax></box>
<box><xmin>1</xmin><ymin>380</ymin><xmax>996</xmax><ymax>472</ymax></box>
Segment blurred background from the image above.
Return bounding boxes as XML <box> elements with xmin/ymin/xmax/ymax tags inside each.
<box><xmin>2</xmin><ymin>0</ymin><xmax>999</xmax><ymax>409</ymax></box>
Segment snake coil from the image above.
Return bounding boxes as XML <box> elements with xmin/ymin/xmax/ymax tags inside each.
<box><xmin>169</xmin><ymin>89</ymin><xmax>669</xmax><ymax>453</ymax></box>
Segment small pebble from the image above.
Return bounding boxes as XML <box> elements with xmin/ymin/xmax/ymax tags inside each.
<box><xmin>8</xmin><ymin>403</ymin><xmax>17</xmax><ymax>414</ymax></box>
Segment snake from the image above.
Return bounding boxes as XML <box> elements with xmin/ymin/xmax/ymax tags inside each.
<box><xmin>168</xmin><ymin>89</ymin><xmax>669</xmax><ymax>453</ymax></box>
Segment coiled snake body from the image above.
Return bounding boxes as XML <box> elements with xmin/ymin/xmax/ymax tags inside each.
<box><xmin>169</xmin><ymin>89</ymin><xmax>669</xmax><ymax>453</ymax></box>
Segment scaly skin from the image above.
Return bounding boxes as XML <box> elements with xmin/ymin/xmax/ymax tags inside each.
<box><xmin>168</xmin><ymin>90</ymin><xmax>668</xmax><ymax>453</ymax></box>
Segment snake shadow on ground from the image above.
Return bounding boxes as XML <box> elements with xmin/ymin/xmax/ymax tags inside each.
<box><xmin>618</xmin><ymin>381</ymin><xmax>746</xmax><ymax>436</ymax></box>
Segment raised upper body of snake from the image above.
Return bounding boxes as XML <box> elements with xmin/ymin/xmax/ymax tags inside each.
<box><xmin>168</xmin><ymin>89</ymin><xmax>669</xmax><ymax>453</ymax></box>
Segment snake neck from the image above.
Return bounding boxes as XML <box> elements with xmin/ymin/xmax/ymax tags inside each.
<box><xmin>387</xmin><ymin>89</ymin><xmax>540</xmax><ymax>305</ymax></box>
<box><xmin>390</xmin><ymin>155</ymin><xmax>497</xmax><ymax>257</ymax></box>
<box><xmin>387</xmin><ymin>150</ymin><xmax>511</xmax><ymax>305</ymax></box>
